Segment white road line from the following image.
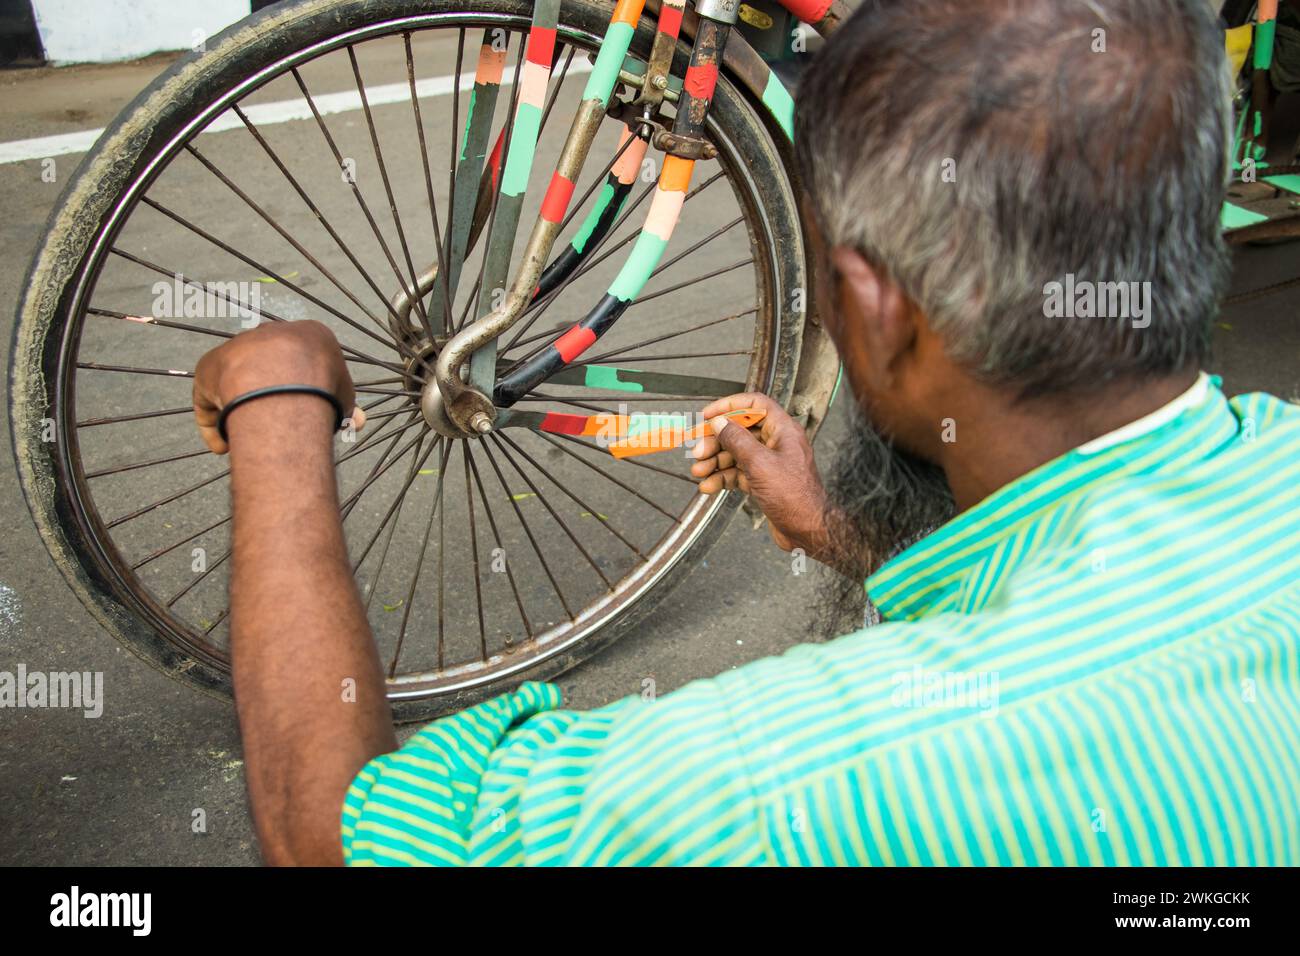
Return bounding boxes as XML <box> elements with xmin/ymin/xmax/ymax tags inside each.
<box><xmin>0</xmin><ymin>60</ymin><xmax>593</xmax><ymax>166</ymax></box>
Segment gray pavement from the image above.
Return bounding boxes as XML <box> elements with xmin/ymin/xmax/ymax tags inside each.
<box><xmin>1</xmin><ymin>44</ymin><xmax>1297</xmax><ymax>867</ymax></box>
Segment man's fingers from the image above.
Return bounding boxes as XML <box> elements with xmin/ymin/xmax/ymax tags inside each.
<box><xmin>691</xmin><ymin>435</ymin><xmax>720</xmax><ymax>461</ymax></box>
<box><xmin>193</xmin><ymin>380</ymin><xmax>228</xmax><ymax>455</ymax></box>
<box><xmin>711</xmin><ymin>416</ymin><xmax>766</xmax><ymax>464</ymax></box>
<box><xmin>197</xmin><ymin>424</ymin><xmax>229</xmax><ymax>456</ymax></box>
<box><xmin>689</xmin><ymin>451</ymin><xmax>734</xmax><ymax>478</ymax></box>
<box><xmin>698</xmin><ymin>471</ymin><xmax>725</xmax><ymax>495</ymax></box>
<box><xmin>348</xmin><ymin>405</ymin><xmax>366</xmax><ymax>431</ymax></box>
<box><xmin>700</xmin><ymin>391</ymin><xmax>778</xmax><ymax>421</ymax></box>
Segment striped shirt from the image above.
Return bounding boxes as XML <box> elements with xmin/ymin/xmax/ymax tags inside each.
<box><xmin>342</xmin><ymin>374</ymin><xmax>1300</xmax><ymax>865</ymax></box>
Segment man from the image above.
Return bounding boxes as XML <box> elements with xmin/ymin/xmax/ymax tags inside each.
<box><xmin>194</xmin><ymin>0</ymin><xmax>1300</xmax><ymax>865</ymax></box>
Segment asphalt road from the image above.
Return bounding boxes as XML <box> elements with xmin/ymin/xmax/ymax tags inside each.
<box><xmin>1</xmin><ymin>40</ymin><xmax>1297</xmax><ymax>866</ymax></box>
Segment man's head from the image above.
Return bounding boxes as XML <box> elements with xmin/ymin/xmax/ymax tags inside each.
<box><xmin>796</xmin><ymin>0</ymin><xmax>1231</xmax><ymax>441</ymax></box>
<box><xmin>795</xmin><ymin>0</ymin><xmax>1233</xmax><ymax>620</ymax></box>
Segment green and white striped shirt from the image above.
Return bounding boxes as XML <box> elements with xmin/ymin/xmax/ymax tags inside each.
<box><xmin>342</xmin><ymin>375</ymin><xmax>1300</xmax><ymax>865</ymax></box>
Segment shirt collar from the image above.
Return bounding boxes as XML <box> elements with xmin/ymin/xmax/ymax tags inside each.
<box><xmin>866</xmin><ymin>373</ymin><xmax>1242</xmax><ymax>622</ymax></box>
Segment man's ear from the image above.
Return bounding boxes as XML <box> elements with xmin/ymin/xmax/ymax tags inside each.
<box><xmin>830</xmin><ymin>246</ymin><xmax>917</xmax><ymax>388</ymax></box>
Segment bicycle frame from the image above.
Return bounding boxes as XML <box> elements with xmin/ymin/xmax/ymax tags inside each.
<box><xmin>423</xmin><ymin>0</ymin><xmax>848</xmax><ymax>437</ymax></box>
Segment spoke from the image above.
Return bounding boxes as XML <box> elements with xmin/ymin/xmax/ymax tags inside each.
<box><xmin>339</xmin><ymin>405</ymin><xmax>422</xmax><ymax>473</ymax></box>
<box><xmin>521</xmin><ymin>391</ymin><xmax>722</xmax><ymax>403</ymax></box>
<box><xmin>404</xmin><ymin>32</ymin><xmax>454</xmax><ymax>334</ymax></box>
<box><xmin>518</xmin><ymin>394</ymin><xmax>621</xmax><ymax>415</ymax></box>
<box><xmin>88</xmin><ymin>307</ymin><xmax>234</xmax><ymax>341</ymax></box>
<box><xmin>579</xmin><ymin>308</ymin><xmax>753</xmax><ymax>366</ymax></box>
<box><xmin>477</xmin><ymin>438</ymin><xmax>575</xmax><ymax>619</ymax></box>
<box><xmin>105</xmin><ymin>248</ymin><xmax>407</xmax><ymax>373</ymax></box>
<box><xmin>132</xmin><ymin>513</ymin><xmax>231</xmax><ymax>571</ymax></box>
<box><xmin>85</xmin><ymin>447</ymin><xmax>210</xmax><ymax>479</ymax></box>
<box><xmin>643</xmin><ymin>215</ymin><xmax>744</xmax><ymax>284</ymax></box>
<box><xmin>184</xmin><ymin>142</ymin><xmax>396</xmax><ymax>337</ymax></box>
<box><xmin>354</xmin><ymin>435</ymin><xmax>439</xmax><ymax>574</ymax></box>
<box><xmin>537</xmin><ymin>46</ymin><xmax>575</xmax><ymax>135</ymax></box>
<box><xmin>337</xmin><ymin>414</ymin><xmax>426</xmax><ymax>473</ymax></box>
<box><xmin>462</xmin><ymin>444</ymin><xmax>488</xmax><ymax>660</ymax></box>
<box><xmin>501</xmin><ymin>318</ymin><xmax>571</xmax><ymax>354</ymax></box>
<box><xmin>166</xmin><ymin>548</ymin><xmax>229</xmax><ymax>608</ymax></box>
<box><xmin>495</xmin><ymin>430</ymin><xmax>645</xmax><ymax>559</ymax></box>
<box><xmin>78</xmin><ymin>406</ymin><xmax>192</xmax><ymax>428</ymax></box>
<box><xmin>540</xmin><ymin>431</ymin><xmax>692</xmax><ymax>513</ymax></box>
<box><xmin>630</xmin><ymin>257</ymin><xmax>752</xmax><ymax>307</ymax></box>
<box><xmin>569</xmin><ymin>349</ymin><xmax>752</xmax><ymax>367</ymax></box>
<box><xmin>464</xmin><ymin>443</ymin><xmax>533</xmax><ymax>641</ymax></box>
<box><xmin>139</xmin><ymin>196</ymin><xmax>410</xmax><ymax>360</ymax></box>
<box><xmin>291</xmin><ymin>67</ymin><xmax>434</xmax><ymax>343</ymax></box>
<box><xmin>229</xmin><ymin>103</ymin><xmax>416</xmax><ymax>334</ymax></box>
<box><xmin>360</xmin><ymin>393</ymin><xmax>405</xmax><ymax>414</ymax></box>
<box><xmin>361</xmin><ymin>406</ymin><xmax>426</xmax><ymax>423</ymax></box>
<box><xmin>489</xmin><ymin>433</ymin><xmax>612</xmax><ymax>588</ymax></box>
<box><xmin>347</xmin><ymin>46</ymin><xmax>435</xmax><ymax>341</ymax></box>
<box><xmin>340</xmin><ymin>422</ymin><xmax>426</xmax><ymax>528</ymax></box>
<box><xmin>452</xmin><ymin>272</ymin><xmax>485</xmax><ymax>332</ymax></box>
<box><xmin>338</xmin><ymin>426</ymin><xmax>431</xmax><ymax>512</ymax></box>
<box><xmin>532</xmin><ymin>362</ymin><xmax>745</xmax><ymax>396</ymax></box>
<box><xmin>352</xmin><ymin>376</ymin><xmax>407</xmax><ymax>388</ymax></box>
<box><xmin>445</xmin><ymin>28</ymin><xmax>466</xmax><ymax>269</ymax></box>
<box><xmin>77</xmin><ymin>362</ymin><xmax>192</xmax><ymax>378</ymax></box>
<box><xmin>437</xmin><ymin>447</ymin><xmax>447</xmax><ymax>671</ymax></box>
<box><xmin>390</xmin><ymin>441</ymin><xmax>454</xmax><ymax>676</ymax></box>
<box><xmin>354</xmin><ymin>387</ymin><xmax>422</xmax><ymax>397</ymax></box>
<box><xmin>106</xmin><ymin>464</ymin><xmax>228</xmax><ymax>529</ymax></box>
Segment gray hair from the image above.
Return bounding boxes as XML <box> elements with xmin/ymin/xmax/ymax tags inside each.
<box><xmin>794</xmin><ymin>0</ymin><xmax>1234</xmax><ymax>397</ymax></box>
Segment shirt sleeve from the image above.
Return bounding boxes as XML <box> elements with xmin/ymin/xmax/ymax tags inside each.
<box><xmin>341</xmin><ymin>677</ymin><xmax>769</xmax><ymax>866</ymax></box>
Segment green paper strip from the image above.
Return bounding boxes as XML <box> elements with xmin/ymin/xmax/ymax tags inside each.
<box><xmin>1221</xmin><ymin>202</ymin><xmax>1268</xmax><ymax>230</ymax></box>
<box><xmin>761</xmin><ymin>70</ymin><xmax>795</xmax><ymax>141</ymax></box>
<box><xmin>582</xmin><ymin>22</ymin><xmax>635</xmax><ymax>107</ymax></box>
<box><xmin>459</xmin><ymin>89</ymin><xmax>478</xmax><ymax>162</ymax></box>
<box><xmin>1254</xmin><ymin>18</ymin><xmax>1277</xmax><ymax>71</ymax></box>
<box><xmin>626</xmin><ymin>412</ymin><xmax>690</xmax><ymax>438</ymax></box>
<box><xmin>1264</xmin><ymin>174</ymin><xmax>1300</xmax><ymax>195</ymax></box>
<box><xmin>585</xmin><ymin>365</ymin><xmax>645</xmax><ymax>392</ymax></box>
<box><xmin>500</xmin><ymin>103</ymin><xmax>542</xmax><ymax>197</ymax></box>
<box><xmin>608</xmin><ymin>231</ymin><xmax>668</xmax><ymax>301</ymax></box>
<box><xmin>573</xmin><ymin>183</ymin><xmax>617</xmax><ymax>252</ymax></box>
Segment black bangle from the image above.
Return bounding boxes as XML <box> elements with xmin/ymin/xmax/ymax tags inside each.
<box><xmin>217</xmin><ymin>385</ymin><xmax>347</xmax><ymax>443</ymax></box>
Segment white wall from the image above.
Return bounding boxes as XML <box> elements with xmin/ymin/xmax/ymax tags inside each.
<box><xmin>32</xmin><ymin>0</ymin><xmax>253</xmax><ymax>65</ymax></box>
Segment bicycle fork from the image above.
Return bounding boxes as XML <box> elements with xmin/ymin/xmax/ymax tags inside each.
<box><xmin>426</xmin><ymin>0</ymin><xmax>740</xmax><ymax>438</ymax></box>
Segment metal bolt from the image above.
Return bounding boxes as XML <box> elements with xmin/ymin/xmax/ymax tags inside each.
<box><xmin>469</xmin><ymin>411</ymin><xmax>493</xmax><ymax>434</ymax></box>
<box><xmin>652</xmin><ymin>74</ymin><xmax>668</xmax><ymax>90</ymax></box>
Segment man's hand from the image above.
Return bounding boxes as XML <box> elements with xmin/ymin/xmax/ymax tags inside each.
<box><xmin>691</xmin><ymin>392</ymin><xmax>836</xmax><ymax>558</ymax></box>
<box><xmin>192</xmin><ymin>320</ymin><xmax>364</xmax><ymax>454</ymax></box>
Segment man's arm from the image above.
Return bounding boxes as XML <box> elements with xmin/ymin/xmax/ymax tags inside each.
<box><xmin>193</xmin><ymin>321</ymin><xmax>396</xmax><ymax>865</ymax></box>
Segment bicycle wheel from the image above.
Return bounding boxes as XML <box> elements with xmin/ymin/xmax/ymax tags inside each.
<box><xmin>11</xmin><ymin>0</ymin><xmax>806</xmax><ymax>721</ymax></box>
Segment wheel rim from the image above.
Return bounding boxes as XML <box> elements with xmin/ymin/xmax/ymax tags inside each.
<box><xmin>52</xmin><ymin>10</ymin><xmax>788</xmax><ymax>706</ymax></box>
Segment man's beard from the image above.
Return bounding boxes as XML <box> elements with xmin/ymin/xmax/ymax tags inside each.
<box><xmin>815</xmin><ymin>403</ymin><xmax>955</xmax><ymax>636</ymax></box>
